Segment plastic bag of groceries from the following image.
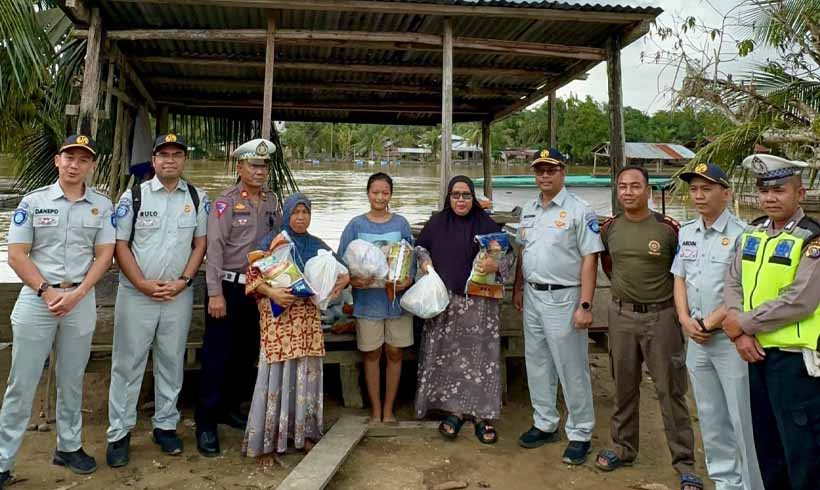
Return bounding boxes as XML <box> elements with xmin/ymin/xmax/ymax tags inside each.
<box><xmin>384</xmin><ymin>239</ymin><xmax>414</xmax><ymax>300</ymax></box>
<box><xmin>251</xmin><ymin>231</ymin><xmax>316</xmax><ymax>316</ymax></box>
<box><xmin>343</xmin><ymin>239</ymin><xmax>389</xmax><ymax>288</ymax></box>
<box><xmin>465</xmin><ymin>232</ymin><xmax>509</xmax><ymax>299</ymax></box>
<box><xmin>400</xmin><ymin>266</ymin><xmax>449</xmax><ymax>319</ymax></box>
<box><xmin>304</xmin><ymin>249</ymin><xmax>349</xmax><ymax>309</ymax></box>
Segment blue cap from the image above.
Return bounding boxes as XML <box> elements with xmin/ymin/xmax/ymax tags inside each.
<box><xmin>152</xmin><ymin>133</ymin><xmax>187</xmax><ymax>154</ymax></box>
<box><xmin>679</xmin><ymin>162</ymin><xmax>730</xmax><ymax>188</ymax></box>
<box><xmin>531</xmin><ymin>147</ymin><xmax>565</xmax><ymax>167</ymax></box>
<box><xmin>59</xmin><ymin>134</ymin><xmax>97</xmax><ymax>156</ymax></box>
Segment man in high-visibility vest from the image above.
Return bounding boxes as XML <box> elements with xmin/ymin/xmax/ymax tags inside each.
<box><xmin>723</xmin><ymin>153</ymin><xmax>820</xmax><ymax>490</ymax></box>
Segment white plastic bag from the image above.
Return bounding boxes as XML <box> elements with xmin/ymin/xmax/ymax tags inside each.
<box><xmin>400</xmin><ymin>267</ymin><xmax>449</xmax><ymax>319</ymax></box>
<box><xmin>304</xmin><ymin>250</ymin><xmax>349</xmax><ymax>309</ymax></box>
<box><xmin>343</xmin><ymin>239</ymin><xmax>388</xmax><ymax>286</ymax></box>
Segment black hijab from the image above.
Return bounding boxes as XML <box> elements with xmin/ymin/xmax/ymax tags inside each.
<box><xmin>416</xmin><ymin>175</ymin><xmax>501</xmax><ymax>293</ymax></box>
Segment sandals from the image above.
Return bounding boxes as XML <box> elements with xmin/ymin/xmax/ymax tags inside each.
<box><xmin>438</xmin><ymin>415</ymin><xmax>465</xmax><ymax>440</ymax></box>
<box><xmin>680</xmin><ymin>473</ymin><xmax>704</xmax><ymax>490</ymax></box>
<box><xmin>474</xmin><ymin>420</ymin><xmax>498</xmax><ymax>445</ymax></box>
<box><xmin>594</xmin><ymin>448</ymin><xmax>633</xmax><ymax>472</ymax></box>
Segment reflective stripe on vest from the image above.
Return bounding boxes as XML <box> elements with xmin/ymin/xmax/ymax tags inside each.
<box><xmin>740</xmin><ymin>228</ymin><xmax>820</xmax><ymax>349</ymax></box>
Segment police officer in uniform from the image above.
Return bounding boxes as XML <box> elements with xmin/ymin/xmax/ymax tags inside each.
<box><xmin>105</xmin><ymin>134</ymin><xmax>208</xmax><ymax>466</ymax></box>
<box><xmin>0</xmin><ymin>135</ymin><xmax>115</xmax><ymax>485</ymax></box>
<box><xmin>512</xmin><ymin>148</ymin><xmax>603</xmax><ymax>465</ymax></box>
<box><xmin>723</xmin><ymin>154</ymin><xmax>820</xmax><ymax>489</ymax></box>
<box><xmin>195</xmin><ymin>138</ymin><xmax>281</xmax><ymax>456</ymax></box>
<box><xmin>671</xmin><ymin>163</ymin><xmax>762</xmax><ymax>490</ymax></box>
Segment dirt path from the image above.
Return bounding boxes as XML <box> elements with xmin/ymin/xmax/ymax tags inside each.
<box><xmin>0</xmin><ymin>351</ymin><xmax>712</xmax><ymax>490</ymax></box>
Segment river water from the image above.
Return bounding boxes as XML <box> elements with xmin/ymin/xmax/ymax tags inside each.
<box><xmin>0</xmin><ymin>159</ymin><xmax>755</xmax><ymax>250</ymax></box>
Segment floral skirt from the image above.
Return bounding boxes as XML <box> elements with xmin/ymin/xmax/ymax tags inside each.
<box><xmin>242</xmin><ymin>352</ymin><xmax>324</xmax><ymax>456</ymax></box>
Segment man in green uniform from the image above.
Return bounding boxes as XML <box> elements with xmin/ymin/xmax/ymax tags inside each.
<box><xmin>595</xmin><ymin>166</ymin><xmax>702</xmax><ymax>490</ymax></box>
<box><xmin>722</xmin><ymin>154</ymin><xmax>820</xmax><ymax>489</ymax></box>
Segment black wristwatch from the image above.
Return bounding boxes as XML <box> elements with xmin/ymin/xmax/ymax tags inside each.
<box><xmin>180</xmin><ymin>275</ymin><xmax>193</xmax><ymax>288</ymax></box>
<box><xmin>37</xmin><ymin>281</ymin><xmax>50</xmax><ymax>297</ymax></box>
<box><xmin>581</xmin><ymin>301</ymin><xmax>592</xmax><ymax>311</ymax></box>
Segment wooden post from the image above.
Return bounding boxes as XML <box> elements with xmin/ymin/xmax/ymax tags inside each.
<box><xmin>606</xmin><ymin>33</ymin><xmax>625</xmax><ymax>215</ymax></box>
<box><xmin>261</xmin><ymin>13</ymin><xmax>276</xmax><ymax>140</ymax></box>
<box><xmin>109</xmin><ymin>58</ymin><xmax>127</xmax><ymax>200</ymax></box>
<box><xmin>547</xmin><ymin>90</ymin><xmax>557</xmax><ymax>148</ymax></box>
<box><xmin>77</xmin><ymin>7</ymin><xmax>104</xmax><ymax>137</ymax></box>
<box><xmin>157</xmin><ymin>105</ymin><xmax>169</xmax><ymax>135</ymax></box>
<box><xmin>481</xmin><ymin>119</ymin><xmax>493</xmax><ymax>200</ymax></box>
<box><xmin>439</xmin><ymin>18</ymin><xmax>454</xmax><ymax>207</ymax></box>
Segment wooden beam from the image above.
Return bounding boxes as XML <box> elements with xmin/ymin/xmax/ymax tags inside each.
<box><xmin>131</xmin><ymin>55</ymin><xmax>556</xmax><ymax>78</ymax></box>
<box><xmin>606</xmin><ymin>33</ymin><xmax>625</xmax><ymax>215</ymax></box>
<box><xmin>157</xmin><ymin>105</ymin><xmax>169</xmax><ymax>135</ymax></box>
<box><xmin>145</xmin><ymin>76</ymin><xmax>529</xmax><ymax>98</ymax></box>
<box><xmin>276</xmin><ymin>416</ymin><xmax>368</xmax><ymax>490</ymax></box>
<box><xmin>261</xmin><ymin>13</ymin><xmax>275</xmax><ymax>140</ymax></box>
<box><xmin>109</xmin><ymin>56</ymin><xmax>128</xmax><ymax>201</ymax></box>
<box><xmin>104</xmin><ymin>57</ymin><xmax>115</xmax><ymax>117</ymax></box>
<box><xmin>60</xmin><ymin>0</ymin><xmax>90</xmax><ymax>25</ymax></box>
<box><xmin>75</xmin><ymin>29</ymin><xmax>606</xmax><ymax>60</ymax></box>
<box><xmin>155</xmin><ymin>98</ymin><xmax>487</xmax><ymax>115</ymax></box>
<box><xmin>77</xmin><ymin>7</ymin><xmax>103</xmax><ymax>137</ymax></box>
<box><xmin>108</xmin><ymin>0</ymin><xmax>659</xmax><ymax>24</ymax></box>
<box><xmin>482</xmin><ymin>119</ymin><xmax>492</xmax><ymax>200</ymax></box>
<box><xmin>547</xmin><ymin>90</ymin><xmax>557</xmax><ymax>148</ymax></box>
<box><xmin>121</xmin><ymin>57</ymin><xmax>157</xmax><ymax>112</ymax></box>
<box><xmin>440</xmin><ymin>18</ymin><xmax>453</xmax><ymax>208</ymax></box>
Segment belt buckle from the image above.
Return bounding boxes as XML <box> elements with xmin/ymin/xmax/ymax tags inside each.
<box><xmin>222</xmin><ymin>271</ymin><xmax>237</xmax><ymax>282</ymax></box>
<box><xmin>633</xmin><ymin>303</ymin><xmax>649</xmax><ymax>313</ymax></box>
<box><xmin>58</xmin><ymin>281</ymin><xmax>73</xmax><ymax>289</ymax></box>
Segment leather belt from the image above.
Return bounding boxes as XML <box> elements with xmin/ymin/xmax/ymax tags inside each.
<box><xmin>612</xmin><ymin>297</ymin><xmax>674</xmax><ymax>313</ymax></box>
<box><xmin>528</xmin><ymin>282</ymin><xmax>579</xmax><ymax>291</ymax></box>
<box><xmin>51</xmin><ymin>282</ymin><xmax>80</xmax><ymax>289</ymax></box>
<box><xmin>221</xmin><ymin>270</ymin><xmax>247</xmax><ymax>285</ymax></box>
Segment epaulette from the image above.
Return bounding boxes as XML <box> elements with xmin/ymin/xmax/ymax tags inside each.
<box><xmin>89</xmin><ymin>187</ymin><xmax>110</xmax><ymax>199</ymax></box>
<box><xmin>25</xmin><ymin>185</ymin><xmax>50</xmax><ymax>197</ymax></box>
<box><xmin>751</xmin><ymin>215</ymin><xmax>768</xmax><ymax>226</ymax></box>
<box><xmin>565</xmin><ymin>190</ymin><xmax>591</xmax><ymax>208</ymax></box>
<box><xmin>600</xmin><ymin>214</ymin><xmax>618</xmax><ymax>238</ymax></box>
<box><xmin>797</xmin><ymin>215</ymin><xmax>820</xmax><ymax>243</ymax></box>
<box><xmin>653</xmin><ymin>212</ymin><xmax>680</xmax><ymax>232</ymax></box>
<box><xmin>680</xmin><ymin>218</ymin><xmax>698</xmax><ymax>228</ymax></box>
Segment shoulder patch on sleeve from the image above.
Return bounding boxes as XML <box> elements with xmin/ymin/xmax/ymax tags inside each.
<box><xmin>584</xmin><ymin>211</ymin><xmax>600</xmax><ymax>234</ymax></box>
<box><xmin>12</xmin><ymin>209</ymin><xmax>28</xmax><ymax>226</ymax></box>
<box><xmin>805</xmin><ymin>240</ymin><xmax>820</xmax><ymax>258</ymax></box>
<box><xmin>214</xmin><ymin>200</ymin><xmax>228</xmax><ymax>218</ymax></box>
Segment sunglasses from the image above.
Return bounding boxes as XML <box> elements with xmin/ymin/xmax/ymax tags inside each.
<box><xmin>449</xmin><ymin>192</ymin><xmax>473</xmax><ymax>201</ymax></box>
<box><xmin>534</xmin><ymin>166</ymin><xmax>564</xmax><ymax>176</ymax></box>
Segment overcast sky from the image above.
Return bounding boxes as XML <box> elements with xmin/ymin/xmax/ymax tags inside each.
<box><xmin>553</xmin><ymin>0</ymin><xmax>760</xmax><ymax>113</ymax></box>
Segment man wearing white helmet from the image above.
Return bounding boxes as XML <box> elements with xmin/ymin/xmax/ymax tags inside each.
<box><xmin>195</xmin><ymin>138</ymin><xmax>281</xmax><ymax>456</ymax></box>
<box><xmin>722</xmin><ymin>153</ymin><xmax>820</xmax><ymax>489</ymax></box>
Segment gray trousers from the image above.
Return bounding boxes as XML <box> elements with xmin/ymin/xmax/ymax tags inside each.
<box><xmin>106</xmin><ymin>286</ymin><xmax>192</xmax><ymax>442</ymax></box>
<box><xmin>687</xmin><ymin>335</ymin><xmax>763</xmax><ymax>490</ymax></box>
<box><xmin>0</xmin><ymin>287</ymin><xmax>96</xmax><ymax>472</ymax></box>
<box><xmin>523</xmin><ymin>285</ymin><xmax>595</xmax><ymax>441</ymax></box>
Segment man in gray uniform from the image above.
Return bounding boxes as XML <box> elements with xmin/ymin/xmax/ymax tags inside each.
<box><xmin>195</xmin><ymin>138</ymin><xmax>280</xmax><ymax>456</ymax></box>
<box><xmin>105</xmin><ymin>133</ymin><xmax>208</xmax><ymax>467</ymax></box>
<box><xmin>0</xmin><ymin>135</ymin><xmax>115</xmax><ymax>486</ymax></box>
<box><xmin>512</xmin><ymin>148</ymin><xmax>603</xmax><ymax>465</ymax></box>
<box><xmin>671</xmin><ymin>163</ymin><xmax>762</xmax><ymax>490</ymax></box>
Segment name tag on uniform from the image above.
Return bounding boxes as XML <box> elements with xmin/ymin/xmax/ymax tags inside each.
<box><xmin>679</xmin><ymin>240</ymin><xmax>697</xmax><ymax>260</ymax></box>
<box><xmin>742</xmin><ymin>236</ymin><xmax>761</xmax><ymax>261</ymax></box>
<box><xmin>519</xmin><ymin>216</ymin><xmax>535</xmax><ymax>228</ymax></box>
<box><xmin>34</xmin><ymin>215</ymin><xmax>59</xmax><ymax>227</ymax></box>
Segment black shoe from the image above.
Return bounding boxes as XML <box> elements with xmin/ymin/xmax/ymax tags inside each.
<box><xmin>152</xmin><ymin>428</ymin><xmax>183</xmax><ymax>455</ymax></box>
<box><xmin>517</xmin><ymin>426</ymin><xmax>560</xmax><ymax>449</ymax></box>
<box><xmin>0</xmin><ymin>471</ymin><xmax>12</xmax><ymax>490</ymax></box>
<box><xmin>196</xmin><ymin>429</ymin><xmax>220</xmax><ymax>457</ymax></box>
<box><xmin>106</xmin><ymin>433</ymin><xmax>131</xmax><ymax>467</ymax></box>
<box><xmin>562</xmin><ymin>440</ymin><xmax>592</xmax><ymax>465</ymax></box>
<box><xmin>219</xmin><ymin>411</ymin><xmax>248</xmax><ymax>430</ymax></box>
<box><xmin>53</xmin><ymin>448</ymin><xmax>97</xmax><ymax>475</ymax></box>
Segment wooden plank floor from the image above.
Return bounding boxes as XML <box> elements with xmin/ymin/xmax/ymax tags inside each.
<box><xmin>277</xmin><ymin>416</ymin><xmax>369</xmax><ymax>490</ymax></box>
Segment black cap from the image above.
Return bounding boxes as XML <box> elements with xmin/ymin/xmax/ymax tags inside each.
<box><xmin>152</xmin><ymin>133</ymin><xmax>188</xmax><ymax>154</ymax></box>
<box><xmin>531</xmin><ymin>147</ymin><xmax>566</xmax><ymax>167</ymax></box>
<box><xmin>679</xmin><ymin>162</ymin><xmax>730</xmax><ymax>188</ymax></box>
<box><xmin>59</xmin><ymin>134</ymin><xmax>97</xmax><ymax>156</ymax></box>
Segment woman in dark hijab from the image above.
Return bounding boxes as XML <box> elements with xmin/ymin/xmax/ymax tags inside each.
<box><xmin>414</xmin><ymin>176</ymin><xmax>512</xmax><ymax>444</ymax></box>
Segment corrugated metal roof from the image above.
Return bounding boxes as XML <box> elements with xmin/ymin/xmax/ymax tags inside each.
<box><xmin>81</xmin><ymin>1</ymin><xmax>661</xmax><ymax>124</ymax></box>
<box><xmin>593</xmin><ymin>142</ymin><xmax>697</xmax><ymax>160</ymax></box>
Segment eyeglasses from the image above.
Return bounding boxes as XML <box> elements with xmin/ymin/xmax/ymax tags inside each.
<box><xmin>534</xmin><ymin>166</ymin><xmax>564</xmax><ymax>176</ymax></box>
<box><xmin>449</xmin><ymin>192</ymin><xmax>473</xmax><ymax>201</ymax></box>
<box><xmin>155</xmin><ymin>152</ymin><xmax>185</xmax><ymax>161</ymax></box>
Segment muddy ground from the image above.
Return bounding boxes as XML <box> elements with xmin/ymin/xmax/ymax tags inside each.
<box><xmin>0</xmin><ymin>350</ymin><xmax>712</xmax><ymax>490</ymax></box>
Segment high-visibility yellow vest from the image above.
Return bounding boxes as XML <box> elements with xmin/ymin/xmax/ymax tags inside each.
<box><xmin>740</xmin><ymin>216</ymin><xmax>820</xmax><ymax>350</ymax></box>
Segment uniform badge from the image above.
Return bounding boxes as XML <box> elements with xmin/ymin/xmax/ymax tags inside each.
<box><xmin>559</xmin><ymin>210</ymin><xmax>568</xmax><ymax>219</ymax></box>
<box><xmin>742</xmin><ymin>236</ymin><xmax>760</xmax><ymax>259</ymax></box>
<box><xmin>215</xmin><ymin>200</ymin><xmax>228</xmax><ymax>218</ymax></box>
<box><xmin>540</xmin><ymin>149</ymin><xmax>549</xmax><ymax>159</ymax></box>
<box><xmin>256</xmin><ymin>141</ymin><xmax>269</xmax><ymax>156</ymax></box>
<box><xmin>695</xmin><ymin>163</ymin><xmax>708</xmax><ymax>173</ymax></box>
<box><xmin>241</xmin><ymin>190</ymin><xmax>249</xmax><ymax>199</ymax></box>
<box><xmin>554</xmin><ymin>220</ymin><xmax>566</xmax><ymax>229</ymax></box>
<box><xmin>648</xmin><ymin>240</ymin><xmax>661</xmax><ymax>256</ymax></box>
<box><xmin>111</xmin><ymin>214</ymin><xmax>118</xmax><ymax>227</ymax></box>
<box><xmin>76</xmin><ymin>135</ymin><xmax>89</xmax><ymax>145</ymax></box>
<box><xmin>721</xmin><ymin>237</ymin><xmax>730</xmax><ymax>246</ymax></box>
<box><xmin>204</xmin><ymin>200</ymin><xmax>211</xmax><ymax>215</ymax></box>
<box><xmin>116</xmin><ymin>204</ymin><xmax>129</xmax><ymax>218</ymax></box>
<box><xmin>773</xmin><ymin>239</ymin><xmax>794</xmax><ymax>258</ymax></box>
<box><xmin>12</xmin><ymin>209</ymin><xmax>27</xmax><ymax>226</ymax></box>
<box><xmin>165</xmin><ymin>134</ymin><xmax>177</xmax><ymax>143</ymax></box>
<box><xmin>806</xmin><ymin>244</ymin><xmax>820</xmax><ymax>259</ymax></box>
<box><xmin>235</xmin><ymin>203</ymin><xmax>247</xmax><ymax>211</ymax></box>
<box><xmin>237</xmin><ymin>218</ymin><xmax>249</xmax><ymax>226</ymax></box>
<box><xmin>184</xmin><ymin>204</ymin><xmax>192</xmax><ymax>213</ymax></box>
<box><xmin>91</xmin><ymin>207</ymin><xmax>99</xmax><ymax>216</ymax></box>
